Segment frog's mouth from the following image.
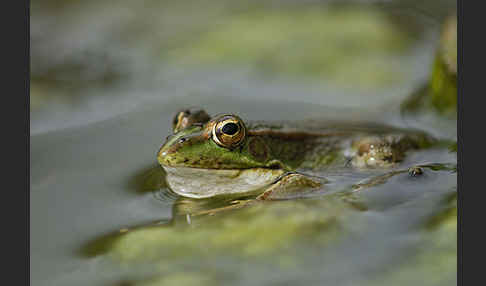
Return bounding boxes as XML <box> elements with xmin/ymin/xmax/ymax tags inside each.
<box><xmin>162</xmin><ymin>166</ymin><xmax>285</xmax><ymax>199</ymax></box>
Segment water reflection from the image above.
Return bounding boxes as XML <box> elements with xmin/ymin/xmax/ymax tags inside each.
<box><xmin>31</xmin><ymin>0</ymin><xmax>456</xmax><ymax>285</ymax></box>
<box><xmin>79</xmin><ymin>161</ymin><xmax>456</xmax><ymax>286</ymax></box>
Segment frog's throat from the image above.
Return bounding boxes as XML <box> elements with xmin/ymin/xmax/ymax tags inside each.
<box><xmin>162</xmin><ymin>166</ymin><xmax>286</xmax><ymax>199</ymax></box>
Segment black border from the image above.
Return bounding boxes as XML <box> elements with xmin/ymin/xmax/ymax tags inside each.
<box><xmin>457</xmin><ymin>1</ymin><xmax>462</xmax><ymax>286</ymax></box>
<box><xmin>459</xmin><ymin>1</ymin><xmax>486</xmax><ymax>285</ymax></box>
<box><xmin>23</xmin><ymin>1</ymin><xmax>466</xmax><ymax>286</ymax></box>
<box><xmin>27</xmin><ymin>0</ymin><xmax>31</xmax><ymax>284</ymax></box>
<box><xmin>5</xmin><ymin>0</ymin><xmax>29</xmax><ymax>284</ymax></box>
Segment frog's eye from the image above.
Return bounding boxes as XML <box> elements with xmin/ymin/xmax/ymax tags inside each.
<box><xmin>212</xmin><ymin>115</ymin><xmax>246</xmax><ymax>148</ymax></box>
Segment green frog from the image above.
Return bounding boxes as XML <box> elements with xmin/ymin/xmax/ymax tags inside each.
<box><xmin>157</xmin><ymin>108</ymin><xmax>438</xmax><ymax>201</ymax></box>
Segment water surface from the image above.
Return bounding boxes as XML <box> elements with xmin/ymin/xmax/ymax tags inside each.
<box><xmin>30</xmin><ymin>1</ymin><xmax>456</xmax><ymax>285</ymax></box>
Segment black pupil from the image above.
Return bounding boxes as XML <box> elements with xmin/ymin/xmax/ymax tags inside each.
<box><xmin>222</xmin><ymin>123</ymin><xmax>239</xmax><ymax>135</ymax></box>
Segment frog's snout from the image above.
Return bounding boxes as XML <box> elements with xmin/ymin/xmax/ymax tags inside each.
<box><xmin>157</xmin><ymin>147</ymin><xmax>165</xmax><ymax>166</ymax></box>
<box><xmin>157</xmin><ymin>141</ymin><xmax>173</xmax><ymax>166</ymax></box>
<box><xmin>157</xmin><ymin>135</ymin><xmax>187</xmax><ymax>166</ymax></box>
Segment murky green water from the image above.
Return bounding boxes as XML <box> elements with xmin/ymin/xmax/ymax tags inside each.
<box><xmin>30</xmin><ymin>1</ymin><xmax>456</xmax><ymax>285</ymax></box>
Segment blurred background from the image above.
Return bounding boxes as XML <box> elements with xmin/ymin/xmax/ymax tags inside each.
<box><xmin>31</xmin><ymin>0</ymin><xmax>456</xmax><ymax>134</ymax></box>
<box><xmin>30</xmin><ymin>1</ymin><xmax>457</xmax><ymax>286</ymax></box>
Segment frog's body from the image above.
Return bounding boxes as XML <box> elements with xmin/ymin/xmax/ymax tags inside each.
<box><xmin>158</xmin><ymin>109</ymin><xmax>436</xmax><ymax>200</ymax></box>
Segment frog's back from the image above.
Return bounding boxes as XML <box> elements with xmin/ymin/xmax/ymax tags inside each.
<box><xmin>246</xmin><ymin>119</ymin><xmax>438</xmax><ymax>170</ymax></box>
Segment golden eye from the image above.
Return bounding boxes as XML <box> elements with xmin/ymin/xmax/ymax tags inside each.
<box><xmin>212</xmin><ymin>115</ymin><xmax>246</xmax><ymax>148</ymax></box>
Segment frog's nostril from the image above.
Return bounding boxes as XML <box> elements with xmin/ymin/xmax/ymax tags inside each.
<box><xmin>157</xmin><ymin>146</ymin><xmax>167</xmax><ymax>158</ymax></box>
<box><xmin>178</xmin><ymin>138</ymin><xmax>187</xmax><ymax>143</ymax></box>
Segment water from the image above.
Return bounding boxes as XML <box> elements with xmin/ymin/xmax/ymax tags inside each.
<box><xmin>30</xmin><ymin>1</ymin><xmax>457</xmax><ymax>285</ymax></box>
<box><xmin>30</xmin><ymin>97</ymin><xmax>456</xmax><ymax>286</ymax></box>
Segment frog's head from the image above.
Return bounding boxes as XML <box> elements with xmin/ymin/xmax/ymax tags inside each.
<box><xmin>157</xmin><ymin>110</ymin><xmax>286</xmax><ymax>198</ymax></box>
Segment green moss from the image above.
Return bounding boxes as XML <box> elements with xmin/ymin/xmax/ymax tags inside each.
<box><xmin>135</xmin><ymin>273</ymin><xmax>215</xmax><ymax>286</ymax></box>
<box><xmin>112</xmin><ymin>200</ymin><xmax>344</xmax><ymax>262</ymax></box>
<box><xmin>430</xmin><ymin>15</ymin><xmax>458</xmax><ymax>114</ymax></box>
<box><xmin>400</xmin><ymin>85</ymin><xmax>429</xmax><ymax>113</ymax></box>
<box><xmin>81</xmin><ymin>196</ymin><xmax>361</xmax><ymax>269</ymax></box>
<box><xmin>448</xmin><ymin>142</ymin><xmax>457</xmax><ymax>153</ymax></box>
<box><xmin>419</xmin><ymin>163</ymin><xmax>457</xmax><ymax>173</ymax></box>
<box><xmin>114</xmin><ymin>272</ymin><xmax>215</xmax><ymax>286</ymax></box>
<box><xmin>171</xmin><ymin>7</ymin><xmax>413</xmax><ymax>89</ymax></box>
<box><xmin>429</xmin><ymin>55</ymin><xmax>457</xmax><ymax>114</ymax></box>
<box><xmin>401</xmin><ymin>15</ymin><xmax>457</xmax><ymax>116</ymax></box>
<box><xmin>425</xmin><ymin>192</ymin><xmax>457</xmax><ymax>230</ymax></box>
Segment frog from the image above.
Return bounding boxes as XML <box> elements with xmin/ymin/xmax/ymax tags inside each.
<box><xmin>157</xmin><ymin>108</ymin><xmax>438</xmax><ymax>201</ymax></box>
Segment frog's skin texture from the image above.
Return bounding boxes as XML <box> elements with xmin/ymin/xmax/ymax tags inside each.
<box><xmin>158</xmin><ymin>109</ymin><xmax>436</xmax><ymax>199</ymax></box>
<box><xmin>172</xmin><ymin>108</ymin><xmax>211</xmax><ymax>133</ymax></box>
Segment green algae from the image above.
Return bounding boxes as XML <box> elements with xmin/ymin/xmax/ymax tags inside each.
<box><xmin>112</xmin><ymin>271</ymin><xmax>216</xmax><ymax>286</ymax></box>
<box><xmin>171</xmin><ymin>7</ymin><xmax>414</xmax><ymax>89</ymax></box>
<box><xmin>129</xmin><ymin>272</ymin><xmax>215</xmax><ymax>286</ymax></box>
<box><xmin>401</xmin><ymin>14</ymin><xmax>457</xmax><ymax>117</ymax></box>
<box><xmin>81</xmin><ymin>195</ymin><xmax>363</xmax><ymax>266</ymax></box>
<box><xmin>425</xmin><ymin>191</ymin><xmax>457</xmax><ymax>230</ymax></box>
<box><xmin>429</xmin><ymin>54</ymin><xmax>457</xmax><ymax>114</ymax></box>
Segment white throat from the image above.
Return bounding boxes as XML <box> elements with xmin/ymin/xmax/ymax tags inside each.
<box><xmin>162</xmin><ymin>166</ymin><xmax>285</xmax><ymax>198</ymax></box>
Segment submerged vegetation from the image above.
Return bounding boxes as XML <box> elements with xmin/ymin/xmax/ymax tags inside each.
<box><xmin>429</xmin><ymin>16</ymin><xmax>457</xmax><ymax>114</ymax></box>
<box><xmin>172</xmin><ymin>7</ymin><xmax>414</xmax><ymax>89</ymax></box>
<box><xmin>31</xmin><ymin>1</ymin><xmax>457</xmax><ymax>286</ymax></box>
<box><xmin>80</xmin><ymin>162</ymin><xmax>456</xmax><ymax>286</ymax></box>
<box><xmin>402</xmin><ymin>14</ymin><xmax>457</xmax><ymax>117</ymax></box>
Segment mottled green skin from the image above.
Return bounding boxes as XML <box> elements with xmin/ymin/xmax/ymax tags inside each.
<box><xmin>159</xmin><ymin>125</ymin><xmax>287</xmax><ymax>170</ymax></box>
<box><xmin>156</xmin><ymin>112</ymin><xmax>441</xmax><ymax>200</ymax></box>
<box><xmin>158</xmin><ymin>118</ymin><xmax>434</xmax><ymax>173</ymax></box>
